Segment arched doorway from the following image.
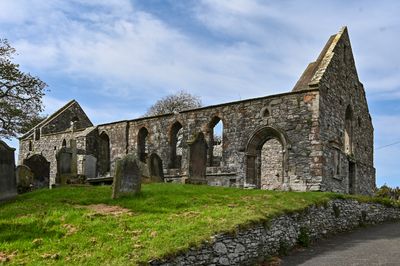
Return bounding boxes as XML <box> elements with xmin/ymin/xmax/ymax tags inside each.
<box><xmin>23</xmin><ymin>154</ymin><xmax>50</xmax><ymax>189</ymax></box>
<box><xmin>98</xmin><ymin>132</ymin><xmax>110</xmax><ymax>175</ymax></box>
<box><xmin>246</xmin><ymin>126</ymin><xmax>289</xmax><ymax>189</ymax></box>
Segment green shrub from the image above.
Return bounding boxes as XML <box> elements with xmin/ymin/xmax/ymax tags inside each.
<box><xmin>298</xmin><ymin>227</ymin><xmax>310</xmax><ymax>247</ymax></box>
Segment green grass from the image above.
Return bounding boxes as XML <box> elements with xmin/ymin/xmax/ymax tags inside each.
<box><xmin>0</xmin><ymin>183</ymin><xmax>388</xmax><ymax>265</ymax></box>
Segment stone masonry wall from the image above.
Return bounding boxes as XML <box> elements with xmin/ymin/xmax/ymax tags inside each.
<box><xmin>19</xmin><ymin>127</ymin><xmax>96</xmax><ymax>186</ymax></box>
<box><xmin>260</xmin><ymin>138</ymin><xmax>283</xmax><ymax>190</ymax></box>
<box><xmin>316</xmin><ymin>28</ymin><xmax>375</xmax><ymax>194</ymax></box>
<box><xmin>97</xmin><ymin>89</ymin><xmax>321</xmax><ymax>190</ymax></box>
<box><xmin>150</xmin><ymin>199</ymin><xmax>400</xmax><ymax>266</ymax></box>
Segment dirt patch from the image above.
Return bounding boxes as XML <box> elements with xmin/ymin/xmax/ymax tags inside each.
<box><xmin>0</xmin><ymin>252</ymin><xmax>16</xmax><ymax>263</ymax></box>
<box><xmin>78</xmin><ymin>204</ymin><xmax>132</xmax><ymax>216</ymax></box>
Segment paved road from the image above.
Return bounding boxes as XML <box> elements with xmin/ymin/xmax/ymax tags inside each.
<box><xmin>281</xmin><ymin>222</ymin><xmax>400</xmax><ymax>266</ymax></box>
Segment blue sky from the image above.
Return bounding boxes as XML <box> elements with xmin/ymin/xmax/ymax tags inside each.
<box><xmin>1</xmin><ymin>0</ymin><xmax>399</xmax><ymax>187</ymax></box>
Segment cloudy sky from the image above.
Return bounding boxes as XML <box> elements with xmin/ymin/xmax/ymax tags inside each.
<box><xmin>1</xmin><ymin>0</ymin><xmax>399</xmax><ymax>187</ymax></box>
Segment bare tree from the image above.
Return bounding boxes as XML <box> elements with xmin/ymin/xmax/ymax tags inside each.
<box><xmin>0</xmin><ymin>39</ymin><xmax>47</xmax><ymax>139</ymax></box>
<box><xmin>144</xmin><ymin>90</ymin><xmax>202</xmax><ymax>116</ymax></box>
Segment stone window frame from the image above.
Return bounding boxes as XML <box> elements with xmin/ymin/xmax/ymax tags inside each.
<box><xmin>168</xmin><ymin>120</ymin><xmax>183</xmax><ymax>169</ymax></box>
<box><xmin>260</xmin><ymin>107</ymin><xmax>271</xmax><ymax>118</ymax></box>
<box><xmin>137</xmin><ymin>126</ymin><xmax>149</xmax><ymax>163</ymax></box>
<box><xmin>344</xmin><ymin>105</ymin><xmax>353</xmax><ymax>155</ymax></box>
<box><xmin>28</xmin><ymin>140</ymin><xmax>33</xmax><ymax>151</ymax></box>
<box><xmin>206</xmin><ymin>115</ymin><xmax>224</xmax><ymax>167</ymax></box>
<box><xmin>34</xmin><ymin>128</ymin><xmax>41</xmax><ymax>141</ymax></box>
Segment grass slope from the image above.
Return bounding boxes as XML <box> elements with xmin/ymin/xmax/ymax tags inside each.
<box><xmin>0</xmin><ymin>184</ymin><xmax>375</xmax><ymax>265</ymax></box>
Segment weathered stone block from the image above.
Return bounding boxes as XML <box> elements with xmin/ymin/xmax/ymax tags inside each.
<box><xmin>16</xmin><ymin>165</ymin><xmax>34</xmax><ymax>193</ymax></box>
<box><xmin>0</xmin><ymin>141</ymin><xmax>17</xmax><ymax>201</ymax></box>
<box><xmin>112</xmin><ymin>154</ymin><xmax>141</xmax><ymax>199</ymax></box>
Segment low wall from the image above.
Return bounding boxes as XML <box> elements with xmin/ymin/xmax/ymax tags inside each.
<box><xmin>150</xmin><ymin>199</ymin><xmax>400</xmax><ymax>265</ymax></box>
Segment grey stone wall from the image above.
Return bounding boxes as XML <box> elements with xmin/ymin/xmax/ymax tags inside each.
<box><xmin>41</xmin><ymin>101</ymin><xmax>93</xmax><ymax>135</ymax></box>
<box><xmin>260</xmin><ymin>138</ymin><xmax>283</xmax><ymax>190</ymax></box>
<box><xmin>19</xmin><ymin>127</ymin><xmax>96</xmax><ymax>186</ymax></box>
<box><xmin>315</xmin><ymin>28</ymin><xmax>375</xmax><ymax>194</ymax></box>
<box><xmin>150</xmin><ymin>199</ymin><xmax>400</xmax><ymax>266</ymax></box>
<box><xmin>97</xmin><ymin>89</ymin><xmax>320</xmax><ymax>191</ymax></box>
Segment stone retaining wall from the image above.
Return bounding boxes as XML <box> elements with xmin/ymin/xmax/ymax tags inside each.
<box><xmin>150</xmin><ymin>199</ymin><xmax>400</xmax><ymax>265</ymax></box>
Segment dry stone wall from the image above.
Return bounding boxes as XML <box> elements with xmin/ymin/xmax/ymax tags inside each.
<box><xmin>150</xmin><ymin>199</ymin><xmax>400</xmax><ymax>266</ymax></box>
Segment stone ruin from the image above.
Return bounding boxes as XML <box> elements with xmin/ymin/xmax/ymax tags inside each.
<box><xmin>17</xmin><ymin>27</ymin><xmax>375</xmax><ymax>195</ymax></box>
<box><xmin>0</xmin><ymin>140</ymin><xmax>17</xmax><ymax>201</ymax></box>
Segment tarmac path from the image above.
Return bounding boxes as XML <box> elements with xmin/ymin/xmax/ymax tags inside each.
<box><xmin>281</xmin><ymin>222</ymin><xmax>400</xmax><ymax>266</ymax></box>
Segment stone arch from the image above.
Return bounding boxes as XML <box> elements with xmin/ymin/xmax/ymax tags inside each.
<box><xmin>168</xmin><ymin>121</ymin><xmax>183</xmax><ymax>169</ymax></box>
<box><xmin>98</xmin><ymin>132</ymin><xmax>110</xmax><ymax>175</ymax></box>
<box><xmin>344</xmin><ymin>105</ymin><xmax>353</xmax><ymax>154</ymax></box>
<box><xmin>207</xmin><ymin>116</ymin><xmax>223</xmax><ymax>167</ymax></box>
<box><xmin>261</xmin><ymin>107</ymin><xmax>270</xmax><ymax>117</ymax></box>
<box><xmin>245</xmin><ymin>126</ymin><xmax>289</xmax><ymax>189</ymax></box>
<box><xmin>23</xmin><ymin>154</ymin><xmax>50</xmax><ymax>189</ymax></box>
<box><xmin>137</xmin><ymin>127</ymin><xmax>149</xmax><ymax>162</ymax></box>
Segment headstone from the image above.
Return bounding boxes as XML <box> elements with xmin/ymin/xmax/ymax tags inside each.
<box><xmin>147</xmin><ymin>153</ymin><xmax>164</xmax><ymax>182</ymax></box>
<box><xmin>0</xmin><ymin>140</ymin><xmax>17</xmax><ymax>201</ymax></box>
<box><xmin>16</xmin><ymin>165</ymin><xmax>34</xmax><ymax>193</ymax></box>
<box><xmin>23</xmin><ymin>154</ymin><xmax>50</xmax><ymax>189</ymax></box>
<box><xmin>84</xmin><ymin>155</ymin><xmax>97</xmax><ymax>179</ymax></box>
<box><xmin>56</xmin><ymin>148</ymin><xmax>73</xmax><ymax>185</ymax></box>
<box><xmin>112</xmin><ymin>154</ymin><xmax>141</xmax><ymax>199</ymax></box>
<box><xmin>187</xmin><ymin>132</ymin><xmax>208</xmax><ymax>184</ymax></box>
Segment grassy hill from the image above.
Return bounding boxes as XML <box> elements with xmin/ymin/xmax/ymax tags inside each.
<box><xmin>0</xmin><ymin>183</ymin><xmax>375</xmax><ymax>265</ymax></box>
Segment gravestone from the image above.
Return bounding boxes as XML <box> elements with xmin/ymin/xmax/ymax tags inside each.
<box><xmin>56</xmin><ymin>148</ymin><xmax>73</xmax><ymax>185</ymax></box>
<box><xmin>187</xmin><ymin>132</ymin><xmax>208</xmax><ymax>184</ymax></box>
<box><xmin>0</xmin><ymin>141</ymin><xmax>17</xmax><ymax>201</ymax></box>
<box><xmin>147</xmin><ymin>153</ymin><xmax>164</xmax><ymax>182</ymax></box>
<box><xmin>23</xmin><ymin>154</ymin><xmax>50</xmax><ymax>189</ymax></box>
<box><xmin>84</xmin><ymin>155</ymin><xmax>97</xmax><ymax>179</ymax></box>
<box><xmin>16</xmin><ymin>165</ymin><xmax>34</xmax><ymax>193</ymax></box>
<box><xmin>112</xmin><ymin>154</ymin><xmax>141</xmax><ymax>199</ymax></box>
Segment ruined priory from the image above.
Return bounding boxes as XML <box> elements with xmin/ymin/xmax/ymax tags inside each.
<box><xmin>18</xmin><ymin>27</ymin><xmax>375</xmax><ymax>195</ymax></box>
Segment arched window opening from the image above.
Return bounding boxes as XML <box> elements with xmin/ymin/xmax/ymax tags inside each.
<box><xmin>208</xmin><ymin>117</ymin><xmax>223</xmax><ymax>167</ymax></box>
<box><xmin>98</xmin><ymin>132</ymin><xmax>110</xmax><ymax>175</ymax></box>
<box><xmin>28</xmin><ymin>141</ymin><xmax>33</xmax><ymax>151</ymax></box>
<box><xmin>34</xmin><ymin>128</ymin><xmax>40</xmax><ymax>141</ymax></box>
<box><xmin>169</xmin><ymin>122</ymin><xmax>183</xmax><ymax>169</ymax></box>
<box><xmin>344</xmin><ymin>105</ymin><xmax>353</xmax><ymax>154</ymax></box>
<box><xmin>70</xmin><ymin>116</ymin><xmax>79</xmax><ymax>131</ymax></box>
<box><xmin>262</xmin><ymin>108</ymin><xmax>270</xmax><ymax>117</ymax></box>
<box><xmin>62</xmin><ymin>139</ymin><xmax>67</xmax><ymax>148</ymax></box>
<box><xmin>138</xmin><ymin>127</ymin><xmax>149</xmax><ymax>162</ymax></box>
